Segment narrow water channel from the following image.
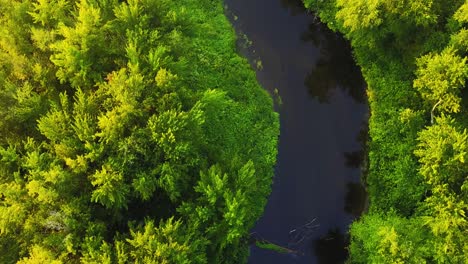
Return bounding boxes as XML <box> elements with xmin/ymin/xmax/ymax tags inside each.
<box><xmin>224</xmin><ymin>1</ymin><xmax>369</xmax><ymax>263</ymax></box>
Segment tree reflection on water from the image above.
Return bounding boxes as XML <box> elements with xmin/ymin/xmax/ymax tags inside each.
<box><xmin>302</xmin><ymin>23</ymin><xmax>366</xmax><ymax>104</ymax></box>
<box><xmin>312</xmin><ymin>228</ymin><xmax>348</xmax><ymax>264</ymax></box>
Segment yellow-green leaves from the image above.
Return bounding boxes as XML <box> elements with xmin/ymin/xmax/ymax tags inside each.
<box><xmin>308</xmin><ymin>0</ymin><xmax>468</xmax><ymax>263</ymax></box>
<box><xmin>415</xmin><ymin>115</ymin><xmax>468</xmax><ymax>187</ymax></box>
<box><xmin>336</xmin><ymin>0</ymin><xmax>436</xmax><ymax>34</ymax></box>
<box><xmin>334</xmin><ymin>0</ymin><xmax>438</xmax><ymax>54</ymax></box>
<box><xmin>122</xmin><ymin>219</ymin><xmax>206</xmax><ymax>264</ymax></box>
<box><xmin>29</xmin><ymin>0</ymin><xmax>69</xmax><ymax>27</ymax></box>
<box><xmin>38</xmin><ymin>93</ymin><xmax>71</xmax><ymax>143</ymax></box>
<box><xmin>451</xmin><ymin>3</ymin><xmax>468</xmax><ymax>52</ymax></box>
<box><xmin>90</xmin><ymin>165</ymin><xmax>129</xmax><ymax>209</ymax></box>
<box><xmin>195</xmin><ymin>165</ymin><xmax>227</xmax><ymax>206</ymax></box>
<box><xmin>377</xmin><ymin>226</ymin><xmax>404</xmax><ymax>260</ymax></box>
<box><xmin>50</xmin><ymin>0</ymin><xmax>105</xmax><ymax>88</ymax></box>
<box><xmin>415</xmin><ymin>116</ymin><xmax>468</xmax><ymax>259</ymax></box>
<box><xmin>454</xmin><ymin>1</ymin><xmax>468</xmax><ymax>23</ymax></box>
<box><xmin>27</xmin><ymin>180</ymin><xmax>58</xmax><ymax>204</ymax></box>
<box><xmin>336</xmin><ymin>0</ymin><xmax>383</xmax><ymax>32</ymax></box>
<box><xmin>155</xmin><ymin>68</ymin><xmax>177</xmax><ymax>90</ymax></box>
<box><xmin>113</xmin><ymin>0</ymin><xmax>143</xmax><ymax>29</ymax></box>
<box><xmin>422</xmin><ymin>187</ymin><xmax>468</xmax><ymax>263</ymax></box>
<box><xmin>17</xmin><ymin>245</ymin><xmax>62</xmax><ymax>264</ymax></box>
<box><xmin>149</xmin><ymin>107</ymin><xmax>204</xmax><ymax>162</ymax></box>
<box><xmin>0</xmin><ymin>0</ymin><xmax>279</xmax><ymax>262</ymax></box>
<box><xmin>148</xmin><ymin>103</ymin><xmax>205</xmax><ymax>200</ymax></box>
<box><xmin>96</xmin><ymin>68</ymin><xmax>144</xmax><ymax>144</ymax></box>
<box><xmin>414</xmin><ymin>48</ymin><xmax>468</xmax><ymax>121</ymax></box>
<box><xmin>0</xmin><ymin>202</ymin><xmax>27</xmax><ymax>235</ymax></box>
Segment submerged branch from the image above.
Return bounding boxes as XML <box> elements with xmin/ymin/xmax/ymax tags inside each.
<box><xmin>254</xmin><ymin>238</ymin><xmax>302</xmax><ymax>255</ymax></box>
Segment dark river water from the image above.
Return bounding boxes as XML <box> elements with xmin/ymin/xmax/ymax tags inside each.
<box><xmin>224</xmin><ymin>0</ymin><xmax>369</xmax><ymax>263</ymax></box>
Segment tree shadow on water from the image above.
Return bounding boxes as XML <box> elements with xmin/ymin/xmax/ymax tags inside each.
<box><xmin>344</xmin><ymin>150</ymin><xmax>365</xmax><ymax>169</ymax></box>
<box><xmin>344</xmin><ymin>182</ymin><xmax>367</xmax><ymax>217</ymax></box>
<box><xmin>279</xmin><ymin>0</ymin><xmax>307</xmax><ymax>15</ymax></box>
<box><xmin>302</xmin><ymin>23</ymin><xmax>366</xmax><ymax>104</ymax></box>
<box><xmin>312</xmin><ymin>228</ymin><xmax>349</xmax><ymax>264</ymax></box>
<box><xmin>343</xmin><ymin>119</ymin><xmax>369</xmax><ymax>172</ymax></box>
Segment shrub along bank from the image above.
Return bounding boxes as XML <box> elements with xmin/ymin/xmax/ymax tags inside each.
<box><xmin>304</xmin><ymin>0</ymin><xmax>468</xmax><ymax>262</ymax></box>
<box><xmin>0</xmin><ymin>0</ymin><xmax>279</xmax><ymax>263</ymax></box>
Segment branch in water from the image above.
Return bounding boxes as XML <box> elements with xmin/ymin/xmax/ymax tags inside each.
<box><xmin>255</xmin><ymin>239</ymin><xmax>301</xmax><ymax>255</ymax></box>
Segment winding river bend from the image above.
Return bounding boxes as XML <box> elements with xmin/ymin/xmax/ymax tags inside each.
<box><xmin>225</xmin><ymin>1</ymin><xmax>369</xmax><ymax>263</ymax></box>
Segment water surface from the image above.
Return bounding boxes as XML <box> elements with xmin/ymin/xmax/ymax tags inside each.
<box><xmin>224</xmin><ymin>0</ymin><xmax>368</xmax><ymax>263</ymax></box>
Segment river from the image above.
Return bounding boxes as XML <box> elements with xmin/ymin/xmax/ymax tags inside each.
<box><xmin>224</xmin><ymin>0</ymin><xmax>369</xmax><ymax>263</ymax></box>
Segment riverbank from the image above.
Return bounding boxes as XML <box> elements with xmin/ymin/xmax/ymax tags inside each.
<box><xmin>304</xmin><ymin>0</ymin><xmax>468</xmax><ymax>262</ymax></box>
<box><xmin>0</xmin><ymin>0</ymin><xmax>278</xmax><ymax>262</ymax></box>
<box><xmin>225</xmin><ymin>1</ymin><xmax>368</xmax><ymax>263</ymax></box>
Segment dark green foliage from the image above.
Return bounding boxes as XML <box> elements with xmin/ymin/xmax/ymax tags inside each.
<box><xmin>349</xmin><ymin>212</ymin><xmax>432</xmax><ymax>264</ymax></box>
<box><xmin>305</xmin><ymin>0</ymin><xmax>468</xmax><ymax>262</ymax></box>
<box><xmin>0</xmin><ymin>0</ymin><xmax>279</xmax><ymax>262</ymax></box>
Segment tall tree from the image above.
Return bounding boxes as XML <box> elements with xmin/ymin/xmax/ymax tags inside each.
<box><xmin>414</xmin><ymin>48</ymin><xmax>468</xmax><ymax>123</ymax></box>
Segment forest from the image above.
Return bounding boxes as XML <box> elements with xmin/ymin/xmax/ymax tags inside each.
<box><xmin>0</xmin><ymin>0</ymin><xmax>279</xmax><ymax>263</ymax></box>
<box><xmin>3</xmin><ymin>0</ymin><xmax>467</xmax><ymax>263</ymax></box>
<box><xmin>304</xmin><ymin>0</ymin><xmax>468</xmax><ymax>262</ymax></box>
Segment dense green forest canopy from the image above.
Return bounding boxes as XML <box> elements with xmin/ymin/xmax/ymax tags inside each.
<box><xmin>304</xmin><ymin>0</ymin><xmax>468</xmax><ymax>262</ymax></box>
<box><xmin>0</xmin><ymin>0</ymin><xmax>279</xmax><ymax>263</ymax></box>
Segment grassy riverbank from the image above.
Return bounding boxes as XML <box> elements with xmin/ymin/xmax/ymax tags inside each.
<box><xmin>0</xmin><ymin>0</ymin><xmax>278</xmax><ymax>262</ymax></box>
<box><xmin>304</xmin><ymin>0</ymin><xmax>468</xmax><ymax>262</ymax></box>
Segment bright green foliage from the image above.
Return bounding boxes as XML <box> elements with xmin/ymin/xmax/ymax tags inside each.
<box><xmin>454</xmin><ymin>1</ymin><xmax>468</xmax><ymax>23</ymax></box>
<box><xmin>350</xmin><ymin>213</ymin><xmax>431</xmax><ymax>264</ymax></box>
<box><xmin>334</xmin><ymin>0</ymin><xmax>440</xmax><ymax>54</ymax></box>
<box><xmin>112</xmin><ymin>219</ymin><xmax>207</xmax><ymax>264</ymax></box>
<box><xmin>414</xmin><ymin>48</ymin><xmax>468</xmax><ymax>116</ymax></box>
<box><xmin>336</xmin><ymin>0</ymin><xmax>437</xmax><ymax>32</ymax></box>
<box><xmin>415</xmin><ymin>115</ymin><xmax>468</xmax><ymax>188</ymax></box>
<box><xmin>50</xmin><ymin>0</ymin><xmax>108</xmax><ymax>88</ymax></box>
<box><xmin>17</xmin><ymin>245</ymin><xmax>62</xmax><ymax>264</ymax></box>
<box><xmin>29</xmin><ymin>0</ymin><xmax>70</xmax><ymax>27</ymax></box>
<box><xmin>414</xmin><ymin>116</ymin><xmax>468</xmax><ymax>262</ymax></box>
<box><xmin>450</xmin><ymin>2</ymin><xmax>468</xmax><ymax>55</ymax></box>
<box><xmin>0</xmin><ymin>0</ymin><xmax>279</xmax><ymax>263</ymax></box>
<box><xmin>350</xmin><ymin>209</ymin><xmax>466</xmax><ymax>264</ymax></box>
<box><xmin>90</xmin><ymin>165</ymin><xmax>129</xmax><ymax>209</ymax></box>
<box><xmin>422</xmin><ymin>187</ymin><xmax>468</xmax><ymax>263</ymax></box>
<box><xmin>305</xmin><ymin>0</ymin><xmax>468</xmax><ymax>262</ymax></box>
<box><xmin>336</xmin><ymin>0</ymin><xmax>383</xmax><ymax>33</ymax></box>
<box><xmin>177</xmin><ymin>161</ymin><xmax>266</xmax><ymax>262</ymax></box>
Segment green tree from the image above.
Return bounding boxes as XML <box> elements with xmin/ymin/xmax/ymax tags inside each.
<box><xmin>303</xmin><ymin>0</ymin><xmax>468</xmax><ymax>263</ymax></box>
<box><xmin>17</xmin><ymin>245</ymin><xmax>62</xmax><ymax>264</ymax></box>
<box><xmin>0</xmin><ymin>0</ymin><xmax>279</xmax><ymax>263</ymax></box>
<box><xmin>422</xmin><ymin>186</ymin><xmax>467</xmax><ymax>263</ymax></box>
<box><xmin>415</xmin><ymin>115</ymin><xmax>468</xmax><ymax>189</ymax></box>
<box><xmin>333</xmin><ymin>0</ymin><xmax>439</xmax><ymax>52</ymax></box>
<box><xmin>349</xmin><ymin>213</ymin><xmax>430</xmax><ymax>264</ymax></box>
<box><xmin>414</xmin><ymin>116</ymin><xmax>468</xmax><ymax>262</ymax></box>
<box><xmin>118</xmin><ymin>219</ymin><xmax>208</xmax><ymax>264</ymax></box>
<box><xmin>414</xmin><ymin>48</ymin><xmax>468</xmax><ymax>123</ymax></box>
<box><xmin>50</xmin><ymin>0</ymin><xmax>109</xmax><ymax>88</ymax></box>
